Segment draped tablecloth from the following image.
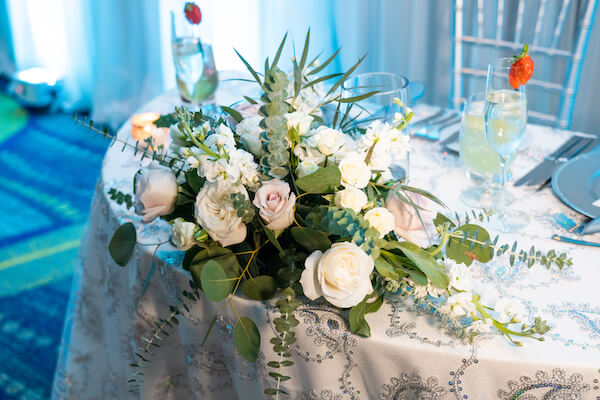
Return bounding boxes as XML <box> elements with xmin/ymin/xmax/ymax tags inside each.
<box><xmin>52</xmin><ymin>79</ymin><xmax>600</xmax><ymax>400</ymax></box>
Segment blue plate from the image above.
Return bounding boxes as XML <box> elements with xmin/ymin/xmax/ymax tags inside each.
<box><xmin>552</xmin><ymin>151</ymin><xmax>600</xmax><ymax>218</ymax></box>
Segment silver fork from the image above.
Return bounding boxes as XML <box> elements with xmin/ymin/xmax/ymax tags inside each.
<box><xmin>552</xmin><ymin>211</ymin><xmax>600</xmax><ymax>235</ymax></box>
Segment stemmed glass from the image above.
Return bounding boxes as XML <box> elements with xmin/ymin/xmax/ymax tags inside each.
<box><xmin>170</xmin><ymin>8</ymin><xmax>218</xmax><ymax>107</ymax></box>
<box><xmin>484</xmin><ymin>58</ymin><xmax>529</xmax><ymax>232</ymax></box>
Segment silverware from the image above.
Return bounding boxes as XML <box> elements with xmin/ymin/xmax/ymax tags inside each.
<box><xmin>551</xmin><ymin>234</ymin><xmax>600</xmax><ymax>247</ymax></box>
<box><xmin>514</xmin><ymin>136</ymin><xmax>583</xmax><ymax>187</ymax></box>
<box><xmin>552</xmin><ymin>212</ymin><xmax>600</xmax><ymax>235</ymax></box>
<box><xmin>414</xmin><ymin>114</ymin><xmax>460</xmax><ymax>140</ymax></box>
<box><xmin>411</xmin><ymin>109</ymin><xmax>445</xmax><ymax>128</ymax></box>
<box><xmin>535</xmin><ymin>137</ymin><xmax>595</xmax><ymax>190</ymax></box>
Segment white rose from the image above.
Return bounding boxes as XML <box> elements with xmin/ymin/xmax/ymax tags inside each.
<box><xmin>338</xmin><ymin>151</ymin><xmax>371</xmax><ymax>188</ymax></box>
<box><xmin>300</xmin><ymin>242</ymin><xmax>374</xmax><ymax>308</ymax></box>
<box><xmin>296</xmin><ymin>159</ymin><xmax>320</xmax><ymax>178</ymax></box>
<box><xmin>253</xmin><ymin>180</ymin><xmax>296</xmax><ymax>231</ymax></box>
<box><xmin>447</xmin><ymin>261</ymin><xmax>472</xmax><ymax>292</ymax></box>
<box><xmin>171</xmin><ymin>218</ymin><xmax>197</xmax><ymax>251</ymax></box>
<box><xmin>236</xmin><ymin>116</ymin><xmax>264</xmax><ymax>156</ymax></box>
<box><xmin>286</xmin><ymin>111</ymin><xmax>313</xmax><ymax>136</ymax></box>
<box><xmin>194</xmin><ymin>182</ymin><xmax>247</xmax><ymax>247</ymax></box>
<box><xmin>334</xmin><ymin>187</ymin><xmax>368</xmax><ymax>213</ymax></box>
<box><xmin>310</xmin><ymin>126</ymin><xmax>343</xmax><ymax>155</ymax></box>
<box><xmin>364</xmin><ymin>207</ymin><xmax>395</xmax><ymax>238</ymax></box>
<box><xmin>134</xmin><ymin>165</ymin><xmax>178</xmax><ymax>223</ymax></box>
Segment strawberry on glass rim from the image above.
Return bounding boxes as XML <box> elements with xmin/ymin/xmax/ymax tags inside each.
<box><xmin>508</xmin><ymin>44</ymin><xmax>534</xmax><ymax>89</ymax></box>
<box><xmin>184</xmin><ymin>2</ymin><xmax>202</xmax><ymax>25</ymax></box>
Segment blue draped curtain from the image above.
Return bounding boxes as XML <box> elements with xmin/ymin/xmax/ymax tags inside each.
<box><xmin>1</xmin><ymin>0</ymin><xmax>599</xmax><ymax>133</ymax></box>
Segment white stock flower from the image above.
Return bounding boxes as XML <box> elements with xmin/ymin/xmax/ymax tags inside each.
<box><xmin>236</xmin><ymin>115</ymin><xmax>263</xmax><ymax>156</ymax></box>
<box><xmin>204</xmin><ymin>123</ymin><xmax>236</xmax><ymax>152</ymax></box>
<box><xmin>447</xmin><ymin>261</ymin><xmax>473</xmax><ymax>292</ymax></box>
<box><xmin>296</xmin><ymin>159</ymin><xmax>320</xmax><ymax>178</ymax></box>
<box><xmin>233</xmin><ymin>149</ymin><xmax>260</xmax><ymax>190</ymax></box>
<box><xmin>495</xmin><ymin>298</ymin><xmax>526</xmax><ymax>324</ymax></box>
<box><xmin>194</xmin><ymin>182</ymin><xmax>247</xmax><ymax>247</ymax></box>
<box><xmin>300</xmin><ymin>242</ymin><xmax>374</xmax><ymax>308</ymax></box>
<box><xmin>171</xmin><ymin>218</ymin><xmax>197</xmax><ymax>251</ymax></box>
<box><xmin>359</xmin><ymin>120</ymin><xmax>410</xmax><ymax>170</ymax></box>
<box><xmin>467</xmin><ymin>318</ymin><xmax>493</xmax><ymax>334</ymax></box>
<box><xmin>404</xmin><ymin>277</ymin><xmax>446</xmax><ymax>298</ymax></box>
<box><xmin>364</xmin><ymin>207</ymin><xmax>395</xmax><ymax>238</ymax></box>
<box><xmin>334</xmin><ymin>187</ymin><xmax>368</xmax><ymax>213</ymax></box>
<box><xmin>134</xmin><ymin>165</ymin><xmax>178</xmax><ymax>223</ymax></box>
<box><xmin>253</xmin><ymin>180</ymin><xmax>296</xmax><ymax>231</ymax></box>
<box><xmin>439</xmin><ymin>292</ymin><xmax>477</xmax><ymax>319</ymax></box>
<box><xmin>286</xmin><ymin>111</ymin><xmax>313</xmax><ymax>136</ymax></box>
<box><xmin>338</xmin><ymin>151</ymin><xmax>371</xmax><ymax>188</ymax></box>
<box><xmin>200</xmin><ymin>158</ymin><xmax>240</xmax><ymax>184</ymax></box>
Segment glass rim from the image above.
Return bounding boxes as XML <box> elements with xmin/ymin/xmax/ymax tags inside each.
<box><xmin>342</xmin><ymin>72</ymin><xmax>409</xmax><ymax>95</ymax></box>
<box><xmin>489</xmin><ymin>57</ymin><xmax>514</xmax><ymax>70</ymax></box>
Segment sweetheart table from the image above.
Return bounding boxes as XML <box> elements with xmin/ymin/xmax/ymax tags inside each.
<box><xmin>52</xmin><ymin>76</ymin><xmax>600</xmax><ymax>400</ymax></box>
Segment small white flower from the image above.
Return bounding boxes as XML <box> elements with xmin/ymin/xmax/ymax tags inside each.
<box><xmin>439</xmin><ymin>292</ymin><xmax>477</xmax><ymax>319</ymax></box>
<box><xmin>233</xmin><ymin>150</ymin><xmax>260</xmax><ymax>190</ymax></box>
<box><xmin>338</xmin><ymin>151</ymin><xmax>371</xmax><ymax>189</ymax></box>
<box><xmin>447</xmin><ymin>261</ymin><xmax>473</xmax><ymax>292</ymax></box>
<box><xmin>204</xmin><ymin>123</ymin><xmax>236</xmax><ymax>151</ymax></box>
<box><xmin>286</xmin><ymin>111</ymin><xmax>314</xmax><ymax>136</ymax></box>
<box><xmin>200</xmin><ymin>158</ymin><xmax>240</xmax><ymax>184</ymax></box>
<box><xmin>334</xmin><ymin>187</ymin><xmax>368</xmax><ymax>213</ymax></box>
<box><xmin>364</xmin><ymin>207</ymin><xmax>395</xmax><ymax>238</ymax></box>
<box><xmin>495</xmin><ymin>298</ymin><xmax>526</xmax><ymax>324</ymax></box>
<box><xmin>236</xmin><ymin>115</ymin><xmax>263</xmax><ymax>156</ymax></box>
<box><xmin>404</xmin><ymin>277</ymin><xmax>446</xmax><ymax>298</ymax></box>
<box><xmin>171</xmin><ymin>218</ymin><xmax>197</xmax><ymax>251</ymax></box>
<box><xmin>296</xmin><ymin>159</ymin><xmax>320</xmax><ymax>178</ymax></box>
<box><xmin>466</xmin><ymin>318</ymin><xmax>493</xmax><ymax>334</ymax></box>
<box><xmin>186</xmin><ymin>156</ymin><xmax>200</xmax><ymax>168</ymax></box>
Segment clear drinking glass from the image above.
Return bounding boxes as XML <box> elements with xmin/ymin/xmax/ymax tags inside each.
<box><xmin>459</xmin><ymin>92</ymin><xmax>515</xmax><ymax>208</ymax></box>
<box><xmin>484</xmin><ymin>58</ymin><xmax>529</xmax><ymax>232</ymax></box>
<box><xmin>170</xmin><ymin>10</ymin><xmax>218</xmax><ymax>105</ymax></box>
<box><xmin>341</xmin><ymin>72</ymin><xmax>411</xmax><ymax>178</ymax></box>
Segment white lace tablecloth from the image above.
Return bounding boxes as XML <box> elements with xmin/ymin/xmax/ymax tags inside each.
<box><xmin>52</xmin><ymin>79</ymin><xmax>600</xmax><ymax>399</ymax></box>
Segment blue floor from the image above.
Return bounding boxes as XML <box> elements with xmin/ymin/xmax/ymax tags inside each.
<box><xmin>0</xmin><ymin>95</ymin><xmax>107</xmax><ymax>399</ymax></box>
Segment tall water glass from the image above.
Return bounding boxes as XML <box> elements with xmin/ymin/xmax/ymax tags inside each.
<box><xmin>484</xmin><ymin>58</ymin><xmax>529</xmax><ymax>232</ymax></box>
<box><xmin>170</xmin><ymin>10</ymin><xmax>218</xmax><ymax>105</ymax></box>
<box><xmin>342</xmin><ymin>72</ymin><xmax>410</xmax><ymax>178</ymax></box>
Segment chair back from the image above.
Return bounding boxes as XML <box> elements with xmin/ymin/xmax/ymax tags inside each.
<box><xmin>451</xmin><ymin>0</ymin><xmax>598</xmax><ymax>129</ymax></box>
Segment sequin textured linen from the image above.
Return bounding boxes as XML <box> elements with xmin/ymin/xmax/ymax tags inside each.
<box><xmin>52</xmin><ymin>85</ymin><xmax>600</xmax><ymax>399</ymax></box>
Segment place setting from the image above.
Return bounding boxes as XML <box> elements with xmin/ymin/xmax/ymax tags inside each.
<box><xmin>2</xmin><ymin>1</ymin><xmax>600</xmax><ymax>399</ymax></box>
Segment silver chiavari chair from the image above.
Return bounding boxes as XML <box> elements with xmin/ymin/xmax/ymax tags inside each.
<box><xmin>450</xmin><ymin>0</ymin><xmax>599</xmax><ymax>129</ymax></box>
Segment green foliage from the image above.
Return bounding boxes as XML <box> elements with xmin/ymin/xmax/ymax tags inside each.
<box><xmin>446</xmin><ymin>224</ymin><xmax>493</xmax><ymax>266</ymax></box>
<box><xmin>185</xmin><ymin>169</ymin><xmax>206</xmax><ymax>194</ymax></box>
<box><xmin>383</xmin><ymin>242</ymin><xmax>449</xmax><ymax>289</ymax></box>
<box><xmin>290</xmin><ymin>227</ymin><xmax>331</xmax><ymax>252</ymax></box>
<box><xmin>349</xmin><ymin>294</ymin><xmax>383</xmax><ymax>337</ymax></box>
<box><xmin>153</xmin><ymin>112</ymin><xmax>178</xmax><ymax>128</ymax></box>
<box><xmin>109</xmin><ymin>222</ymin><xmax>137</xmax><ymax>267</ymax></box>
<box><xmin>242</xmin><ymin>275</ymin><xmax>277</xmax><ymax>300</ymax></box>
<box><xmin>189</xmin><ymin>247</ymin><xmax>241</xmax><ymax>289</ymax></box>
<box><xmin>295</xmin><ymin>165</ymin><xmax>341</xmax><ymax>194</ymax></box>
<box><xmin>200</xmin><ymin>260</ymin><xmax>234</xmax><ymax>301</ymax></box>
<box><xmin>234</xmin><ymin>317</ymin><xmax>261</xmax><ymax>362</ymax></box>
<box><xmin>265</xmin><ymin>287</ymin><xmax>300</xmax><ymax>397</ymax></box>
<box><xmin>221</xmin><ymin>105</ymin><xmax>243</xmax><ymax>123</ymax></box>
<box><xmin>231</xmin><ymin>192</ymin><xmax>256</xmax><ymax>223</ymax></box>
<box><xmin>108</xmin><ymin>188</ymin><xmax>134</xmax><ymax>209</ymax></box>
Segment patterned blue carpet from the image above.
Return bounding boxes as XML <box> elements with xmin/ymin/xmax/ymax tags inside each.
<box><xmin>0</xmin><ymin>93</ymin><xmax>107</xmax><ymax>399</ymax></box>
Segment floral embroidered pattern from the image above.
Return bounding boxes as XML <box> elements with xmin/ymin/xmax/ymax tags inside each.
<box><xmin>497</xmin><ymin>369</ymin><xmax>590</xmax><ymax>399</ymax></box>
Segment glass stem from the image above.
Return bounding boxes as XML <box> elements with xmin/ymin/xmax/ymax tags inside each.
<box><xmin>499</xmin><ymin>157</ymin><xmax>507</xmax><ymax>213</ymax></box>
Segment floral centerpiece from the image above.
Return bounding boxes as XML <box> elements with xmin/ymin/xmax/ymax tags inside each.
<box><xmin>93</xmin><ymin>29</ymin><xmax>570</xmax><ymax>397</ymax></box>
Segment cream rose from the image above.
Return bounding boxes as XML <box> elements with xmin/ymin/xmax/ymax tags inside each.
<box><xmin>236</xmin><ymin>115</ymin><xmax>264</xmax><ymax>156</ymax></box>
<box><xmin>171</xmin><ymin>218</ymin><xmax>197</xmax><ymax>251</ymax></box>
<box><xmin>334</xmin><ymin>187</ymin><xmax>368</xmax><ymax>213</ymax></box>
<box><xmin>253</xmin><ymin>180</ymin><xmax>296</xmax><ymax>231</ymax></box>
<box><xmin>286</xmin><ymin>111</ymin><xmax>313</xmax><ymax>136</ymax></box>
<box><xmin>338</xmin><ymin>151</ymin><xmax>371</xmax><ymax>188</ymax></box>
<box><xmin>310</xmin><ymin>126</ymin><xmax>343</xmax><ymax>155</ymax></box>
<box><xmin>194</xmin><ymin>182</ymin><xmax>247</xmax><ymax>247</ymax></box>
<box><xmin>300</xmin><ymin>242</ymin><xmax>374</xmax><ymax>308</ymax></box>
<box><xmin>134</xmin><ymin>165</ymin><xmax>178</xmax><ymax>223</ymax></box>
<box><xmin>385</xmin><ymin>190</ymin><xmax>436</xmax><ymax>247</ymax></box>
<box><xmin>364</xmin><ymin>207</ymin><xmax>395</xmax><ymax>238</ymax></box>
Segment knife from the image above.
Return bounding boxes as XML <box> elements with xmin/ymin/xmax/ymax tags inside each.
<box><xmin>536</xmin><ymin>137</ymin><xmax>595</xmax><ymax>190</ymax></box>
<box><xmin>551</xmin><ymin>234</ymin><xmax>600</xmax><ymax>247</ymax></box>
<box><xmin>514</xmin><ymin>136</ymin><xmax>584</xmax><ymax>187</ymax></box>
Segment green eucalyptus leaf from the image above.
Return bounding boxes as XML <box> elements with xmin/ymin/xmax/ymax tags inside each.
<box><xmin>242</xmin><ymin>275</ymin><xmax>277</xmax><ymax>300</ymax></box>
<box><xmin>189</xmin><ymin>247</ymin><xmax>241</xmax><ymax>289</ymax></box>
<box><xmin>433</xmin><ymin>213</ymin><xmax>456</xmax><ymax>229</ymax></box>
<box><xmin>262</xmin><ymin>223</ymin><xmax>284</xmax><ymax>253</ymax></box>
<box><xmin>220</xmin><ymin>105</ymin><xmax>243</xmax><ymax>123</ymax></box>
<box><xmin>290</xmin><ymin>227</ymin><xmax>331</xmax><ymax>252</ymax></box>
<box><xmin>109</xmin><ymin>222</ymin><xmax>137</xmax><ymax>267</ymax></box>
<box><xmin>233</xmin><ymin>317</ymin><xmax>261</xmax><ymax>362</ymax></box>
<box><xmin>349</xmin><ymin>294</ymin><xmax>380</xmax><ymax>337</ymax></box>
<box><xmin>446</xmin><ymin>224</ymin><xmax>493</xmax><ymax>266</ymax></box>
<box><xmin>200</xmin><ymin>260</ymin><xmax>233</xmax><ymax>302</ymax></box>
<box><xmin>296</xmin><ymin>165</ymin><xmax>341</xmax><ymax>193</ymax></box>
<box><xmin>384</xmin><ymin>241</ymin><xmax>449</xmax><ymax>289</ymax></box>
<box><xmin>185</xmin><ymin>169</ymin><xmax>205</xmax><ymax>194</ymax></box>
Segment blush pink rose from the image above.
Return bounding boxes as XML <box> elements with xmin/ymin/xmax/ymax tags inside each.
<box><xmin>385</xmin><ymin>190</ymin><xmax>436</xmax><ymax>247</ymax></box>
<box><xmin>253</xmin><ymin>180</ymin><xmax>296</xmax><ymax>231</ymax></box>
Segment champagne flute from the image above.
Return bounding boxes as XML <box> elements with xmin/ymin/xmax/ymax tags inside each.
<box><xmin>483</xmin><ymin>58</ymin><xmax>529</xmax><ymax>232</ymax></box>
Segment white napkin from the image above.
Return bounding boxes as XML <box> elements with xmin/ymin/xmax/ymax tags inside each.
<box><xmin>593</xmin><ymin>198</ymin><xmax>600</xmax><ymax>208</ymax></box>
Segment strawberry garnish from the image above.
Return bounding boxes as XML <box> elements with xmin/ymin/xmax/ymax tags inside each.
<box><xmin>184</xmin><ymin>2</ymin><xmax>202</xmax><ymax>25</ymax></box>
<box><xmin>509</xmin><ymin>44</ymin><xmax>534</xmax><ymax>89</ymax></box>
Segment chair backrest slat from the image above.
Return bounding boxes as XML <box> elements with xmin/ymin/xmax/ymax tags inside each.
<box><xmin>451</xmin><ymin>0</ymin><xmax>599</xmax><ymax>130</ymax></box>
<box><xmin>551</xmin><ymin>0</ymin><xmax>571</xmax><ymax>49</ymax></box>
